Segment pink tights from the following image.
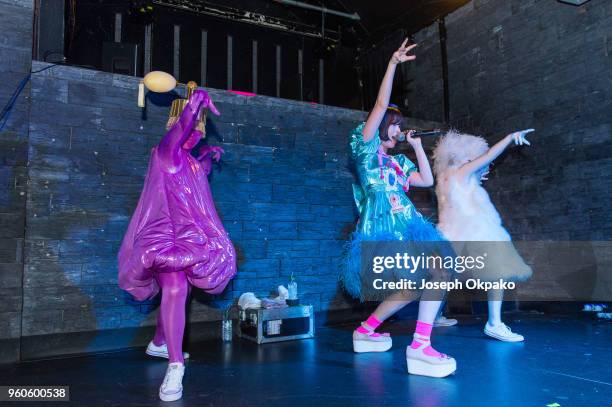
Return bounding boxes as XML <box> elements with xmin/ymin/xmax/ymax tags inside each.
<box><xmin>152</xmin><ymin>271</ymin><xmax>190</xmax><ymax>364</ymax></box>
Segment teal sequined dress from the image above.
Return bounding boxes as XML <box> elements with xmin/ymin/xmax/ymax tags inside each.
<box><xmin>340</xmin><ymin>123</ymin><xmax>449</xmax><ymax>301</ymax></box>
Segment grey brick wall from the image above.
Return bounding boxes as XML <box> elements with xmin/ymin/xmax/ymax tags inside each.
<box><xmin>0</xmin><ymin>0</ymin><xmax>443</xmax><ymax>361</ymax></box>
<box><xmin>405</xmin><ymin>0</ymin><xmax>612</xmax><ymax>299</ymax></box>
<box><xmin>407</xmin><ymin>0</ymin><xmax>612</xmax><ymax>241</ymax></box>
<box><xmin>18</xmin><ymin>59</ymin><xmax>440</xmax><ymax>355</ymax></box>
<box><xmin>0</xmin><ymin>0</ymin><xmax>33</xmax><ymax>362</ymax></box>
<box><xmin>23</xmin><ymin>63</ymin><xmax>359</xmax><ymax>339</ymax></box>
<box><xmin>0</xmin><ymin>0</ymin><xmax>440</xmax><ymax>361</ymax></box>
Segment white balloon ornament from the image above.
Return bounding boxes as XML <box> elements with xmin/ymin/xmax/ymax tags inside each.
<box><xmin>137</xmin><ymin>71</ymin><xmax>178</xmax><ymax>107</ymax></box>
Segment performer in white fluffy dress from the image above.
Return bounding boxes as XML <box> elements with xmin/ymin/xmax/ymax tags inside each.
<box><xmin>432</xmin><ymin>129</ymin><xmax>534</xmax><ymax>342</ymax></box>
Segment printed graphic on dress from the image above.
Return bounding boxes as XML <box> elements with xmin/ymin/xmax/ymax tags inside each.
<box><xmin>389</xmin><ymin>193</ymin><xmax>405</xmax><ymax>214</ymax></box>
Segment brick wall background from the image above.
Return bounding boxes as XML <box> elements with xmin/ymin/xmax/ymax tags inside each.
<box><xmin>24</xmin><ymin>63</ymin><xmax>364</xmax><ymax>340</ymax></box>
<box><xmin>403</xmin><ymin>0</ymin><xmax>612</xmax><ymax>301</ymax></box>
<box><xmin>406</xmin><ymin>0</ymin><xmax>612</xmax><ymax>240</ymax></box>
<box><xmin>0</xmin><ymin>0</ymin><xmax>440</xmax><ymax>361</ymax></box>
<box><xmin>4</xmin><ymin>0</ymin><xmax>610</xmax><ymax>363</ymax></box>
<box><xmin>19</xmin><ymin>63</ymin><xmax>439</xmax><ymax>360</ymax></box>
<box><xmin>0</xmin><ymin>0</ymin><xmax>33</xmax><ymax>363</ymax></box>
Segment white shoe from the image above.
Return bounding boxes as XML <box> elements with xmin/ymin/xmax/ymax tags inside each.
<box><xmin>159</xmin><ymin>362</ymin><xmax>185</xmax><ymax>402</ymax></box>
<box><xmin>484</xmin><ymin>322</ymin><xmax>524</xmax><ymax>342</ymax></box>
<box><xmin>352</xmin><ymin>323</ymin><xmax>392</xmax><ymax>353</ymax></box>
<box><xmin>406</xmin><ymin>334</ymin><xmax>456</xmax><ymax>378</ymax></box>
<box><xmin>146</xmin><ymin>341</ymin><xmax>190</xmax><ymax>360</ymax></box>
<box><xmin>433</xmin><ymin>315</ymin><xmax>458</xmax><ymax>327</ymax></box>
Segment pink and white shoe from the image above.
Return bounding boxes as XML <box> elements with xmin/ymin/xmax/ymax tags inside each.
<box><xmin>352</xmin><ymin>323</ymin><xmax>392</xmax><ymax>353</ymax></box>
<box><xmin>406</xmin><ymin>334</ymin><xmax>456</xmax><ymax>378</ymax></box>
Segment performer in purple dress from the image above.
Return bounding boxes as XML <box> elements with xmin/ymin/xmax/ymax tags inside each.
<box><xmin>118</xmin><ymin>82</ymin><xmax>236</xmax><ymax>402</ymax></box>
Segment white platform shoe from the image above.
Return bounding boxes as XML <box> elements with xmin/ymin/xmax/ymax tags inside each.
<box><xmin>406</xmin><ymin>334</ymin><xmax>456</xmax><ymax>378</ymax></box>
<box><xmin>352</xmin><ymin>323</ymin><xmax>392</xmax><ymax>353</ymax></box>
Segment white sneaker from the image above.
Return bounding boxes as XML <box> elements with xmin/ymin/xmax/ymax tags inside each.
<box><xmin>484</xmin><ymin>322</ymin><xmax>524</xmax><ymax>342</ymax></box>
<box><xmin>352</xmin><ymin>324</ymin><xmax>392</xmax><ymax>353</ymax></box>
<box><xmin>159</xmin><ymin>362</ymin><xmax>185</xmax><ymax>402</ymax></box>
<box><xmin>406</xmin><ymin>334</ymin><xmax>456</xmax><ymax>378</ymax></box>
<box><xmin>146</xmin><ymin>341</ymin><xmax>190</xmax><ymax>360</ymax></box>
<box><xmin>433</xmin><ymin>315</ymin><xmax>458</xmax><ymax>327</ymax></box>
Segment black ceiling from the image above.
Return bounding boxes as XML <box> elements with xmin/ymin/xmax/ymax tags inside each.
<box><xmin>344</xmin><ymin>0</ymin><xmax>470</xmax><ymax>36</ymax></box>
<box><xmin>154</xmin><ymin>0</ymin><xmax>470</xmax><ymax>46</ymax></box>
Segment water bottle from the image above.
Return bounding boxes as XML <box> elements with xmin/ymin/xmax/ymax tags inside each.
<box><xmin>288</xmin><ymin>273</ymin><xmax>298</xmax><ymax>300</ymax></box>
<box><xmin>222</xmin><ymin>307</ymin><xmax>232</xmax><ymax>342</ymax></box>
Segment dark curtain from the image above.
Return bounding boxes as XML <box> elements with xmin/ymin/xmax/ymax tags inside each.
<box><xmin>360</xmin><ymin>29</ymin><xmax>408</xmax><ymax>112</ymax></box>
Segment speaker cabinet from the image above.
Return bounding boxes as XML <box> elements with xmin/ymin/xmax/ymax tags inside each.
<box><xmin>35</xmin><ymin>0</ymin><xmax>65</xmax><ymax>62</ymax></box>
<box><xmin>102</xmin><ymin>42</ymin><xmax>141</xmax><ymax>76</ymax></box>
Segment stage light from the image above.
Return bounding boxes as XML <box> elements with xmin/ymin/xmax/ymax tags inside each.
<box><xmin>129</xmin><ymin>0</ymin><xmax>155</xmax><ymax>24</ymax></box>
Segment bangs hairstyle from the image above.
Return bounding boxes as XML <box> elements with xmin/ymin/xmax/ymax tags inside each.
<box><xmin>378</xmin><ymin>107</ymin><xmax>403</xmax><ymax>141</ymax></box>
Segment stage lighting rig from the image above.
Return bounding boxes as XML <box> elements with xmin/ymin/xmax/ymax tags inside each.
<box><xmin>152</xmin><ymin>0</ymin><xmax>340</xmax><ymax>42</ymax></box>
<box><xmin>129</xmin><ymin>0</ymin><xmax>155</xmax><ymax>24</ymax></box>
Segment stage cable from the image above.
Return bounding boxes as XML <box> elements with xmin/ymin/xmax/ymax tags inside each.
<box><xmin>0</xmin><ymin>62</ymin><xmax>93</xmax><ymax>132</ymax></box>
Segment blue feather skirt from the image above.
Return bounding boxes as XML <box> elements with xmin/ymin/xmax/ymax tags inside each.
<box><xmin>340</xmin><ymin>213</ymin><xmax>455</xmax><ymax>302</ymax></box>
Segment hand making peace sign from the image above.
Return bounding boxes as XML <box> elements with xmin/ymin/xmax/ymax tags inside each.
<box><xmin>391</xmin><ymin>38</ymin><xmax>417</xmax><ymax>65</ymax></box>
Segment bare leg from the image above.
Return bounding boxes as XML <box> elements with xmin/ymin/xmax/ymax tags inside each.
<box><xmin>371</xmin><ymin>291</ymin><xmax>415</xmax><ymax>322</ymax></box>
<box><xmin>417</xmin><ymin>300</ymin><xmax>443</xmax><ymax>325</ymax></box>
<box><xmin>352</xmin><ymin>291</ymin><xmax>415</xmax><ymax>353</ymax></box>
<box><xmin>484</xmin><ymin>288</ymin><xmax>523</xmax><ymax>341</ymax></box>
<box><xmin>487</xmin><ymin>289</ymin><xmax>504</xmax><ymax>326</ymax></box>
<box><xmin>369</xmin><ymin>289</ymin><xmax>442</xmax><ymax>326</ymax></box>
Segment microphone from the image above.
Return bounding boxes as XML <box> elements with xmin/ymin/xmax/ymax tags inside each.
<box><xmin>397</xmin><ymin>129</ymin><xmax>442</xmax><ymax>142</ymax></box>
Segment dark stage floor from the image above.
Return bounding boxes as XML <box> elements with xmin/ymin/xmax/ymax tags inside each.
<box><xmin>1</xmin><ymin>314</ymin><xmax>610</xmax><ymax>407</ymax></box>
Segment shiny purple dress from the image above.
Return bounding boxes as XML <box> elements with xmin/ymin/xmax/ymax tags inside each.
<box><xmin>118</xmin><ymin>90</ymin><xmax>236</xmax><ymax>301</ymax></box>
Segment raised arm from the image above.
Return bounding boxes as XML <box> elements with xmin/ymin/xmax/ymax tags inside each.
<box><xmin>362</xmin><ymin>39</ymin><xmax>417</xmax><ymax>142</ymax></box>
<box><xmin>158</xmin><ymin>89</ymin><xmax>220</xmax><ymax>171</ymax></box>
<box><xmin>456</xmin><ymin>129</ymin><xmax>534</xmax><ymax>180</ymax></box>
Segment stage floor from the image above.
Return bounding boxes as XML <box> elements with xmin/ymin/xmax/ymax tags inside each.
<box><xmin>1</xmin><ymin>314</ymin><xmax>610</xmax><ymax>406</ymax></box>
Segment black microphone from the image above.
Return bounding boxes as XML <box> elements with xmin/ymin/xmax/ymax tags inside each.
<box><xmin>397</xmin><ymin>129</ymin><xmax>442</xmax><ymax>141</ymax></box>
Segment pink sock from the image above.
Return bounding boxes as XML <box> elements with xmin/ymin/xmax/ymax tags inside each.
<box><xmin>356</xmin><ymin>315</ymin><xmax>383</xmax><ymax>334</ymax></box>
<box><xmin>410</xmin><ymin>321</ymin><xmax>443</xmax><ymax>357</ymax></box>
<box><xmin>415</xmin><ymin>320</ymin><xmax>433</xmax><ymax>337</ymax></box>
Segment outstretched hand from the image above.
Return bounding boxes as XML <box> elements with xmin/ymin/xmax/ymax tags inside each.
<box><xmin>509</xmin><ymin>129</ymin><xmax>534</xmax><ymax>146</ymax></box>
<box><xmin>391</xmin><ymin>39</ymin><xmax>417</xmax><ymax>65</ymax></box>
<box><xmin>197</xmin><ymin>145</ymin><xmax>224</xmax><ymax>162</ymax></box>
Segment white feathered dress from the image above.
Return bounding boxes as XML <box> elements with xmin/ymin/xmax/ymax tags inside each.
<box><xmin>433</xmin><ymin>131</ymin><xmax>532</xmax><ymax>282</ymax></box>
